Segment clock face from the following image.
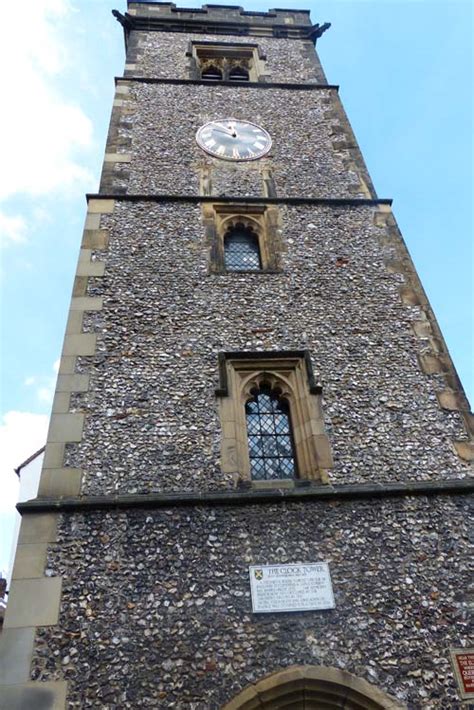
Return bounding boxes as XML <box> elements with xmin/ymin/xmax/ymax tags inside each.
<box><xmin>196</xmin><ymin>118</ymin><xmax>272</xmax><ymax>161</ymax></box>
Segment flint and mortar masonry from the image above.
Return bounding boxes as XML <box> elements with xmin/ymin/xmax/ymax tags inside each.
<box><xmin>61</xmin><ymin>200</ymin><xmax>470</xmax><ymax>496</ymax></box>
<box><xmin>128</xmin><ymin>31</ymin><xmax>325</xmax><ymax>84</ymax></box>
<box><xmin>104</xmin><ymin>82</ymin><xmax>364</xmax><ymax>199</ymax></box>
<box><xmin>31</xmin><ymin>496</ymin><xmax>471</xmax><ymax>708</ymax></box>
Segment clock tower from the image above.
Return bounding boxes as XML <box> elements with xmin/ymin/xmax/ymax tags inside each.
<box><xmin>1</xmin><ymin>3</ymin><xmax>472</xmax><ymax>708</ymax></box>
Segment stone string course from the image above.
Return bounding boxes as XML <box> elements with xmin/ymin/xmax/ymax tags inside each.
<box><xmin>109</xmin><ymin>83</ymin><xmax>363</xmax><ymax>199</ymax></box>
<box><xmin>31</xmin><ymin>496</ymin><xmax>471</xmax><ymax>708</ymax></box>
<box><xmin>63</xmin><ymin>202</ymin><xmax>468</xmax><ymax>496</ymax></box>
<box><xmin>128</xmin><ymin>32</ymin><xmax>325</xmax><ymax>84</ymax></box>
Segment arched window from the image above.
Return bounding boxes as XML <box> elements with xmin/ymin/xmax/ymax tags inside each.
<box><xmin>224</xmin><ymin>223</ymin><xmax>261</xmax><ymax>271</ymax></box>
<box><xmin>245</xmin><ymin>384</ymin><xmax>296</xmax><ymax>480</ymax></box>
<box><xmin>228</xmin><ymin>65</ymin><xmax>249</xmax><ymax>81</ymax></box>
<box><xmin>216</xmin><ymin>352</ymin><xmax>333</xmax><ymax>485</ymax></box>
<box><xmin>192</xmin><ymin>43</ymin><xmax>266</xmax><ymax>84</ymax></box>
<box><xmin>201</xmin><ymin>64</ymin><xmax>222</xmax><ymax>81</ymax></box>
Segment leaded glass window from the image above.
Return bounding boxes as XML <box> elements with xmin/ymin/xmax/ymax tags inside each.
<box><xmin>224</xmin><ymin>224</ymin><xmax>261</xmax><ymax>271</ymax></box>
<box><xmin>246</xmin><ymin>385</ymin><xmax>296</xmax><ymax>480</ymax></box>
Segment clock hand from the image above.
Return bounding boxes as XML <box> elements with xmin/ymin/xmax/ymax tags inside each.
<box><xmin>213</xmin><ymin>125</ymin><xmax>238</xmax><ymax>138</ymax></box>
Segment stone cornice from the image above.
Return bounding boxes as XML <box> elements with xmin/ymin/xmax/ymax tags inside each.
<box><xmin>17</xmin><ymin>478</ymin><xmax>473</xmax><ymax>515</ymax></box>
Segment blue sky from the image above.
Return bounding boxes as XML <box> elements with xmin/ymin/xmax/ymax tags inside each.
<box><xmin>0</xmin><ymin>0</ymin><xmax>472</xmax><ymax>574</ymax></box>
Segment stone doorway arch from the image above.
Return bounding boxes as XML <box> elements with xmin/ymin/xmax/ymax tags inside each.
<box><xmin>221</xmin><ymin>665</ymin><xmax>406</xmax><ymax>709</ymax></box>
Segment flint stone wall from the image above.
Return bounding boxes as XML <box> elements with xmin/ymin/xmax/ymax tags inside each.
<box><xmin>111</xmin><ymin>83</ymin><xmax>362</xmax><ymax>199</ymax></box>
<box><xmin>64</xmin><ymin>201</ymin><xmax>468</xmax><ymax>495</ymax></box>
<box><xmin>31</xmin><ymin>495</ymin><xmax>471</xmax><ymax>708</ymax></box>
<box><xmin>128</xmin><ymin>31</ymin><xmax>325</xmax><ymax>84</ymax></box>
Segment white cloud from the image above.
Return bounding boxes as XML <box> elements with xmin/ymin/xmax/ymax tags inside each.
<box><xmin>38</xmin><ymin>387</ymin><xmax>55</xmax><ymax>404</ymax></box>
<box><xmin>1</xmin><ymin>0</ymin><xmax>93</xmax><ymax>202</ymax></box>
<box><xmin>23</xmin><ymin>359</ymin><xmax>60</xmax><ymax>405</ymax></box>
<box><xmin>0</xmin><ymin>211</ymin><xmax>28</xmax><ymax>247</ymax></box>
<box><xmin>32</xmin><ymin>207</ymin><xmax>53</xmax><ymax>225</ymax></box>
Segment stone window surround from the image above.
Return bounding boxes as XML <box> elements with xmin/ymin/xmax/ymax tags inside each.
<box><xmin>188</xmin><ymin>40</ymin><xmax>268</xmax><ymax>82</ymax></box>
<box><xmin>216</xmin><ymin>351</ymin><xmax>333</xmax><ymax>488</ymax></box>
<box><xmin>203</xmin><ymin>202</ymin><xmax>281</xmax><ymax>274</ymax></box>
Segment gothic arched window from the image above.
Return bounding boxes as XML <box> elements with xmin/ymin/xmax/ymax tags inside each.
<box><xmin>224</xmin><ymin>224</ymin><xmax>261</xmax><ymax>271</ymax></box>
<box><xmin>228</xmin><ymin>65</ymin><xmax>249</xmax><ymax>81</ymax></box>
<box><xmin>201</xmin><ymin>64</ymin><xmax>223</xmax><ymax>81</ymax></box>
<box><xmin>216</xmin><ymin>352</ymin><xmax>333</xmax><ymax>485</ymax></box>
<box><xmin>246</xmin><ymin>384</ymin><xmax>297</xmax><ymax>480</ymax></box>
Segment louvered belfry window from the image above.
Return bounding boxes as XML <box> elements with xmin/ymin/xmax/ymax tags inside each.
<box><xmin>228</xmin><ymin>65</ymin><xmax>249</xmax><ymax>81</ymax></box>
<box><xmin>245</xmin><ymin>385</ymin><xmax>297</xmax><ymax>480</ymax></box>
<box><xmin>201</xmin><ymin>64</ymin><xmax>223</xmax><ymax>80</ymax></box>
<box><xmin>224</xmin><ymin>224</ymin><xmax>261</xmax><ymax>271</ymax></box>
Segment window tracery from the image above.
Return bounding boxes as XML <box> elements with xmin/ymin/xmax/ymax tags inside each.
<box><xmin>200</xmin><ymin>57</ymin><xmax>251</xmax><ymax>82</ymax></box>
<box><xmin>189</xmin><ymin>42</ymin><xmax>267</xmax><ymax>83</ymax></box>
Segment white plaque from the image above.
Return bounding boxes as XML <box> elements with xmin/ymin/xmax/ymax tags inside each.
<box><xmin>249</xmin><ymin>563</ymin><xmax>335</xmax><ymax>613</ymax></box>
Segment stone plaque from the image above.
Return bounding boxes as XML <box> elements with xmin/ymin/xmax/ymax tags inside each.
<box><xmin>249</xmin><ymin>563</ymin><xmax>335</xmax><ymax>613</ymax></box>
<box><xmin>450</xmin><ymin>648</ymin><xmax>474</xmax><ymax>701</ymax></box>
